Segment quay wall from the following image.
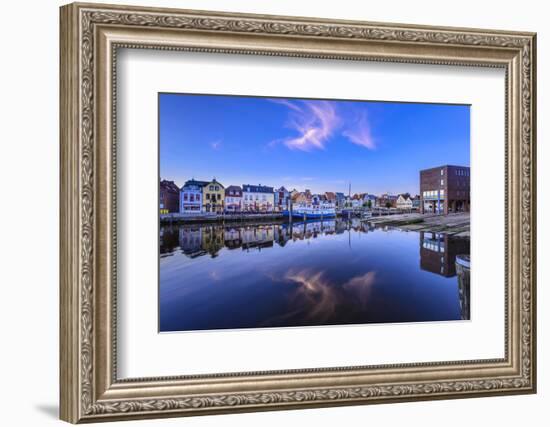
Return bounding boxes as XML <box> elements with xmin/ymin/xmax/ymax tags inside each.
<box><xmin>160</xmin><ymin>213</ymin><xmax>286</xmax><ymax>224</ymax></box>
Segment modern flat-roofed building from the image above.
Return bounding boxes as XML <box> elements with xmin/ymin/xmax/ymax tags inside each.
<box><xmin>420</xmin><ymin>165</ymin><xmax>470</xmax><ymax>214</ymax></box>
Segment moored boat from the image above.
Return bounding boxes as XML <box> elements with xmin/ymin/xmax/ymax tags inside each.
<box><xmin>287</xmin><ymin>200</ymin><xmax>336</xmax><ymax>219</ymax></box>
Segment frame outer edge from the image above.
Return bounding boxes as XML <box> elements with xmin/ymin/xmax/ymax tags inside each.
<box><xmin>59</xmin><ymin>2</ymin><xmax>537</xmax><ymax>422</ymax></box>
<box><xmin>60</xmin><ymin>3</ymin><xmax>81</xmax><ymax>424</ymax></box>
<box><xmin>529</xmin><ymin>33</ymin><xmax>537</xmax><ymax>393</ymax></box>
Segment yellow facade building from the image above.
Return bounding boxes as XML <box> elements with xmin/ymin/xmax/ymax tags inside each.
<box><xmin>202</xmin><ymin>179</ymin><xmax>225</xmax><ymax>213</ymax></box>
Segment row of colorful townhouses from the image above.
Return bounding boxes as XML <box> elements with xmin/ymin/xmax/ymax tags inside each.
<box><xmin>160</xmin><ymin>179</ymin><xmax>420</xmax><ymax>214</ymax></box>
<box><xmin>176</xmin><ymin>179</ymin><xmax>279</xmax><ymax>213</ymax></box>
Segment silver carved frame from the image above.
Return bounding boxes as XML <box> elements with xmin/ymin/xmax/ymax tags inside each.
<box><xmin>60</xmin><ymin>2</ymin><xmax>537</xmax><ymax>423</ymax></box>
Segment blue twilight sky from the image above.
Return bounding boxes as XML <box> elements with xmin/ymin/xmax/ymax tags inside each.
<box><xmin>159</xmin><ymin>93</ymin><xmax>470</xmax><ymax>196</ymax></box>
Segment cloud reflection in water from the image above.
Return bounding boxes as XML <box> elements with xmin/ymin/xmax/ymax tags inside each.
<box><xmin>261</xmin><ymin>269</ymin><xmax>377</xmax><ymax>326</ymax></box>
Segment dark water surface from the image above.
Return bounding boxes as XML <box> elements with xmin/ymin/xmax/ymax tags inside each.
<box><xmin>159</xmin><ymin>219</ymin><xmax>470</xmax><ymax>332</ymax></box>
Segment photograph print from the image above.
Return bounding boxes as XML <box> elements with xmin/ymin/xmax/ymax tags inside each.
<box><xmin>159</xmin><ymin>93</ymin><xmax>471</xmax><ymax>333</ymax></box>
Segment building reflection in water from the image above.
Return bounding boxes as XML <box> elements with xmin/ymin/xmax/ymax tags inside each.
<box><xmin>161</xmin><ymin>219</ymin><xmax>373</xmax><ymax>259</ymax></box>
<box><xmin>163</xmin><ymin>222</ymin><xmax>468</xmax><ymax>276</ymax></box>
<box><xmin>160</xmin><ymin>219</ymin><xmax>471</xmax><ymax>331</ymax></box>
<box><xmin>419</xmin><ymin>231</ymin><xmax>469</xmax><ymax>277</ymax></box>
<box><xmin>419</xmin><ymin>231</ymin><xmax>470</xmax><ymax>320</ymax></box>
<box><xmin>178</xmin><ymin>226</ymin><xmax>206</xmax><ymax>258</ymax></box>
<box><xmin>159</xmin><ymin>226</ymin><xmax>180</xmax><ymax>256</ymax></box>
<box><xmin>164</xmin><ymin>220</ymin><xmax>470</xmax><ymax>263</ymax></box>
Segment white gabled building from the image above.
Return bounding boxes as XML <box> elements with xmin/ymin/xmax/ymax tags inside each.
<box><xmin>396</xmin><ymin>194</ymin><xmax>413</xmax><ymax>210</ymax></box>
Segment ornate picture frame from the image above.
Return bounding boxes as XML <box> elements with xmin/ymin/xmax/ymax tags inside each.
<box><xmin>60</xmin><ymin>2</ymin><xmax>536</xmax><ymax>423</ymax></box>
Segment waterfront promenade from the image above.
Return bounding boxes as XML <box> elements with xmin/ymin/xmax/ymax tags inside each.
<box><xmin>365</xmin><ymin>212</ymin><xmax>470</xmax><ymax>237</ymax></box>
<box><xmin>160</xmin><ymin>208</ymin><xmax>415</xmax><ymax>224</ymax></box>
<box><xmin>160</xmin><ymin>212</ymin><xmax>285</xmax><ymax>224</ymax></box>
<box><xmin>161</xmin><ymin>210</ymin><xmax>470</xmax><ymax>237</ymax></box>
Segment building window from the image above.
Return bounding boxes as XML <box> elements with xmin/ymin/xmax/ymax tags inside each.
<box><xmin>183</xmin><ymin>193</ymin><xmax>188</xmax><ymax>201</ymax></box>
<box><xmin>206</xmin><ymin>194</ymin><xmax>210</xmax><ymax>200</ymax></box>
<box><xmin>441</xmin><ymin>179</ymin><xmax>444</xmax><ymax>186</ymax></box>
<box><xmin>189</xmin><ymin>194</ymin><xmax>194</xmax><ymax>202</ymax></box>
<box><xmin>441</xmin><ymin>169</ymin><xmax>444</xmax><ymax>175</ymax></box>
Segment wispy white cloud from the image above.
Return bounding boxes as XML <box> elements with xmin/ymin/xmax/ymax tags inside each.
<box><xmin>342</xmin><ymin>111</ymin><xmax>376</xmax><ymax>150</ymax></box>
<box><xmin>210</xmin><ymin>139</ymin><xmax>222</xmax><ymax>150</ymax></box>
<box><xmin>269</xmin><ymin>99</ymin><xmax>339</xmax><ymax>151</ymax></box>
<box><xmin>269</xmin><ymin>98</ymin><xmax>303</xmax><ymax>113</ymax></box>
<box><xmin>269</xmin><ymin>99</ymin><xmax>376</xmax><ymax>152</ymax></box>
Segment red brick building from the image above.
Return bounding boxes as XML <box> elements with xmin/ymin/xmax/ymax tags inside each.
<box><xmin>420</xmin><ymin>165</ymin><xmax>470</xmax><ymax>214</ymax></box>
<box><xmin>159</xmin><ymin>180</ymin><xmax>180</xmax><ymax>213</ymax></box>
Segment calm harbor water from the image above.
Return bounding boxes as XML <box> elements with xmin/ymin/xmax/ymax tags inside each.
<box><xmin>159</xmin><ymin>218</ymin><xmax>470</xmax><ymax>332</ymax></box>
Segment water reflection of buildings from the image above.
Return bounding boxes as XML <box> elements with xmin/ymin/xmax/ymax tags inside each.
<box><xmin>419</xmin><ymin>231</ymin><xmax>469</xmax><ymax>277</ymax></box>
<box><xmin>178</xmin><ymin>226</ymin><xmax>207</xmax><ymax>258</ymax></box>
<box><xmin>289</xmin><ymin>220</ymin><xmax>336</xmax><ymax>240</ymax></box>
<box><xmin>419</xmin><ymin>231</ymin><xmax>471</xmax><ymax>321</ymax></box>
<box><xmin>242</xmin><ymin>225</ymin><xmax>274</xmax><ymax>251</ymax></box>
<box><xmin>223</xmin><ymin>228</ymin><xmax>242</xmax><ymax>250</ymax></box>
<box><xmin>162</xmin><ymin>219</ymin><xmax>374</xmax><ymax>259</ymax></box>
<box><xmin>159</xmin><ymin>226</ymin><xmax>180</xmax><ymax>255</ymax></box>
